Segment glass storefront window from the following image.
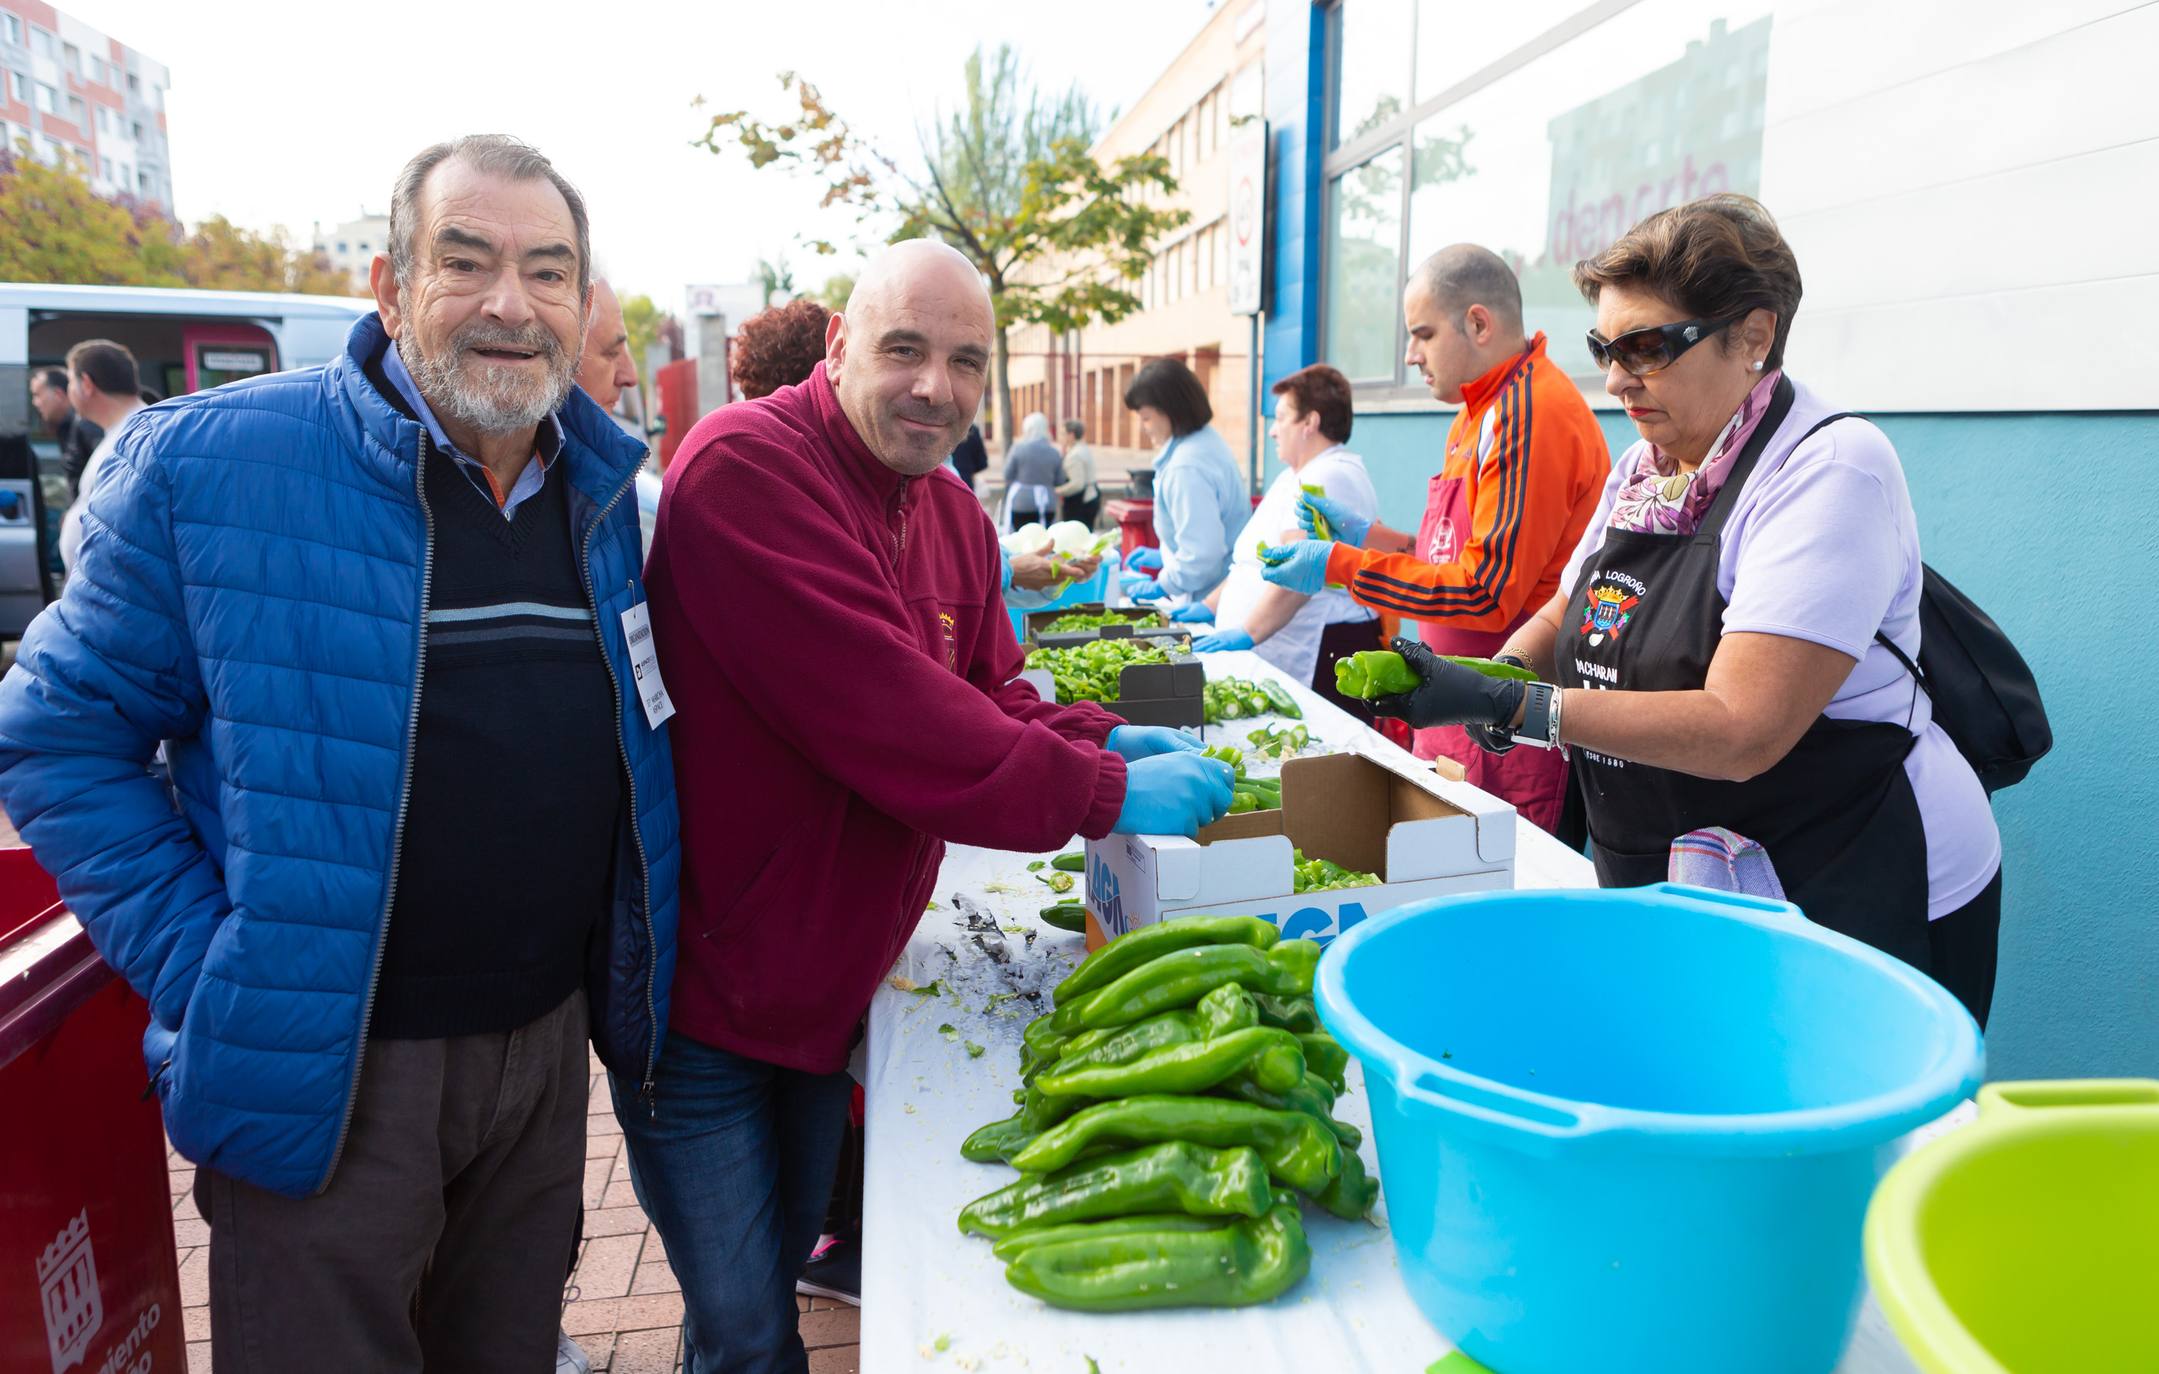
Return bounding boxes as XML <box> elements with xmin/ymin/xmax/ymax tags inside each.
<box><xmin>1333</xmin><ymin>0</ymin><xmax>1413</xmax><ymax>148</ymax></box>
<box><xmin>1324</xmin><ymin>145</ymin><xmax>1406</xmax><ymax>381</ymax></box>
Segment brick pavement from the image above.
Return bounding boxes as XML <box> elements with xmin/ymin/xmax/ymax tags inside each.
<box><xmin>170</xmin><ymin>1050</ymin><xmax>861</xmax><ymax>1372</ymax></box>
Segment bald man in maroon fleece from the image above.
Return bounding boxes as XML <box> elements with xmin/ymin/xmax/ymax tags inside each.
<box><xmin>620</xmin><ymin>239</ymin><xmax>1231</xmax><ymax>1371</ymax></box>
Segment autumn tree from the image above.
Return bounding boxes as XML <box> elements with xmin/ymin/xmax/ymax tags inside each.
<box><xmin>696</xmin><ymin>45</ymin><xmax>1190</xmax><ymax>445</ymax></box>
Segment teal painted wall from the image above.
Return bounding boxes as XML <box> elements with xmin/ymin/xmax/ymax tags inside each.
<box><xmin>1327</xmin><ymin>405</ymin><xmax>2159</xmax><ymax>1081</ymax></box>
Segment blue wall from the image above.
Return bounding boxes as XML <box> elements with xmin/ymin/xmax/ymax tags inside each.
<box><xmin>1345</xmin><ymin>405</ymin><xmax>2159</xmax><ymax>1081</ymax></box>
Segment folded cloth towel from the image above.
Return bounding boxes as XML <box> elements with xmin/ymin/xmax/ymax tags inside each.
<box><xmin>1668</xmin><ymin>826</ymin><xmax>1785</xmax><ymax>900</ymax></box>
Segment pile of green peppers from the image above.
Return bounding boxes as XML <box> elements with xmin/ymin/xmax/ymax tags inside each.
<box><xmin>958</xmin><ymin>916</ymin><xmax>1377</xmax><ymax>1312</ymax></box>
<box><xmin>1026</xmin><ymin>637</ymin><xmax>1172</xmax><ymax>704</ymax></box>
<box><xmin>1200</xmin><ymin>744</ymin><xmax>1283</xmax><ymax>815</ymax></box>
<box><xmin>1291</xmin><ymin>848</ymin><xmax>1379</xmax><ymax>894</ymax></box>
<box><xmin>1203</xmin><ymin>675</ymin><xmax>1302</xmax><ymax>723</ymax></box>
<box><xmin>1041</xmin><ymin>609</ymin><xmax>1165</xmax><ymax>634</ymax></box>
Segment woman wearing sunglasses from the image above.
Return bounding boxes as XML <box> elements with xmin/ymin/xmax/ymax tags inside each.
<box><xmin>1365</xmin><ymin>194</ymin><xmax>2002</xmax><ymax>1025</ymax></box>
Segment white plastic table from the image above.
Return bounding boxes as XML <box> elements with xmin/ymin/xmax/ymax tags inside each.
<box><xmin>858</xmin><ymin>651</ymin><xmax>1923</xmax><ymax>1373</ymax></box>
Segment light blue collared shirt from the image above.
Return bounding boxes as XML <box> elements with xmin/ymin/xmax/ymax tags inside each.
<box><xmin>1151</xmin><ymin>424</ymin><xmax>1248</xmax><ymax>601</ymax></box>
<box><xmin>384</xmin><ymin>341</ymin><xmax>564</xmax><ymax>519</ymax></box>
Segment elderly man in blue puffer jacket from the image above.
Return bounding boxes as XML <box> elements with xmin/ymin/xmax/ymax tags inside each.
<box><xmin>0</xmin><ymin>136</ymin><xmax>679</xmax><ymax>1372</ymax></box>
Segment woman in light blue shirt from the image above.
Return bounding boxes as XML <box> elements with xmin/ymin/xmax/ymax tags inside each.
<box><xmin>1120</xmin><ymin>358</ymin><xmax>1248</xmax><ymax>607</ymax></box>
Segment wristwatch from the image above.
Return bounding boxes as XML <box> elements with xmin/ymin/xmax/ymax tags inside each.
<box><xmin>1511</xmin><ymin>681</ymin><xmax>1565</xmax><ymax>750</ymax></box>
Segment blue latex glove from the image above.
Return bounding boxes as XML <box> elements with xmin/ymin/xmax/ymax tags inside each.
<box><xmin>1106</xmin><ymin>725</ymin><xmax>1202</xmax><ymax>761</ymax></box>
<box><xmin>1169</xmin><ymin>603</ymin><xmax>1215</xmax><ymax>624</ymax></box>
<box><xmin>1126</xmin><ymin>546</ymin><xmax>1164</xmax><ymax>573</ymax></box>
<box><xmin>1113</xmin><ymin>750</ymin><xmax>1236</xmax><ymax>837</ymax></box>
<box><xmin>1193</xmin><ymin>628</ymin><xmax>1255</xmax><ymax>653</ymax></box>
<box><xmin>1297</xmin><ymin>490</ymin><xmax>1371</xmax><ymax>549</ymax></box>
<box><xmin>1257</xmin><ymin>540</ymin><xmax>1334</xmax><ymax>595</ymax></box>
<box><xmin>1128</xmin><ymin>579</ymin><xmax>1168</xmax><ymax>602</ymax></box>
<box><xmin>998</xmin><ymin>548</ymin><xmax>1014</xmax><ymax>592</ymax></box>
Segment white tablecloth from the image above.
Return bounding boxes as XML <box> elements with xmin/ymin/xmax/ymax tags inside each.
<box><xmin>859</xmin><ymin>651</ymin><xmax>1921</xmax><ymax>1373</ymax></box>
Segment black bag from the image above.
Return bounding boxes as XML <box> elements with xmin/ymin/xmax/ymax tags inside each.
<box><xmin>1798</xmin><ymin>414</ymin><xmax>2053</xmax><ymax>793</ymax></box>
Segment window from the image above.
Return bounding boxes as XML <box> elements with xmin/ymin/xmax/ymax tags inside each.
<box><xmin>8</xmin><ymin>71</ymin><xmax>25</xmax><ymax>102</ymax></box>
<box><xmin>62</xmin><ymin>42</ymin><xmax>78</xmax><ymax>72</ymax></box>
<box><xmin>3</xmin><ymin>14</ymin><xmax>20</xmax><ymax>45</ymax></box>
<box><xmin>1332</xmin><ymin>0</ymin><xmax>1411</xmax><ymax>149</ymax></box>
<box><xmin>358</xmin><ymin>240</ymin><xmax>370</xmax><ymax>252</ymax></box>
<box><xmin>127</xmin><ymin>73</ymin><xmax>139</xmax><ymax>94</ymax></box>
<box><xmin>1323</xmin><ymin>145</ymin><xmax>1405</xmax><ymax>381</ymax></box>
<box><xmin>337</xmin><ymin>241</ymin><xmax>349</xmax><ymax>254</ymax></box>
<box><xmin>66</xmin><ymin>95</ymin><xmax>85</xmax><ymax>128</ymax></box>
<box><xmin>91</xmin><ymin>57</ymin><xmax>107</xmax><ymax>85</ymax></box>
<box><xmin>40</xmin><ymin>135</ymin><xmax>60</xmax><ymax>164</ymax></box>
<box><xmin>131</xmin><ymin>120</ymin><xmax>142</xmax><ymax>142</ymax></box>
<box><xmin>136</xmin><ymin>170</ymin><xmax>149</xmax><ymax>196</ymax></box>
<box><xmin>34</xmin><ymin>83</ymin><xmax>56</xmax><ymax>115</ymax></box>
<box><xmin>30</xmin><ymin>26</ymin><xmax>53</xmax><ymax>59</ymax></box>
<box><xmin>95</xmin><ymin>106</ymin><xmax>108</xmax><ymax>133</ymax></box>
<box><xmin>99</xmin><ymin>155</ymin><xmax>111</xmax><ymax>180</ymax></box>
<box><xmin>1322</xmin><ymin>0</ymin><xmax>1774</xmax><ymax>390</ymax></box>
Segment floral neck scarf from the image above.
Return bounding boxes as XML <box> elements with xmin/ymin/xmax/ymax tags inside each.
<box><xmin>1609</xmin><ymin>369</ymin><xmax>1783</xmax><ymax>536</ymax></box>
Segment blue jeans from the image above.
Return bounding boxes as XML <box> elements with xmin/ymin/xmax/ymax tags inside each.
<box><xmin>610</xmin><ymin>1033</ymin><xmax>853</xmax><ymax>1374</ymax></box>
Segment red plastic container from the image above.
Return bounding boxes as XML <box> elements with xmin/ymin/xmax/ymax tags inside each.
<box><xmin>1104</xmin><ymin>497</ymin><xmax>1158</xmax><ymax>562</ymax></box>
<box><xmin>0</xmin><ymin>847</ymin><xmax>186</xmax><ymax>1374</ymax></box>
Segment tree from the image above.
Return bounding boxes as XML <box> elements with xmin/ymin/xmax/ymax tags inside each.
<box><xmin>755</xmin><ymin>255</ymin><xmax>795</xmax><ymax>307</ymax></box>
<box><xmin>1</xmin><ymin>146</ymin><xmax>360</xmax><ymax>295</ymax></box>
<box><xmin>620</xmin><ymin>293</ymin><xmax>666</xmax><ymax>370</ymax></box>
<box><xmin>814</xmin><ymin>273</ymin><xmax>855</xmax><ymax>312</ymax></box>
<box><xmin>696</xmin><ymin>46</ymin><xmax>1191</xmax><ymax>445</ymax></box>
<box><xmin>0</xmin><ymin>147</ymin><xmax>180</xmax><ymax>284</ymax></box>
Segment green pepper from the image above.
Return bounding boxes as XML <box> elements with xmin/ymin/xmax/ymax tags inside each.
<box><xmin>1440</xmin><ymin>653</ymin><xmax>1539</xmax><ymax>682</ymax></box>
<box><xmin>1051</xmin><ymin>940</ymin><xmax>1322</xmax><ymax>1036</ymax></box>
<box><xmin>989</xmin><ymin>1211</ymin><xmax>1227</xmax><ymax>1263</ymax></box>
<box><xmin>1001</xmin><ymin>1202</ymin><xmax>1309</xmax><ymax>1311</ymax></box>
<box><xmin>1251</xmin><ymin>993</ymin><xmax>1324</xmax><ymax>1033</ymax></box>
<box><xmin>1212</xmin><ymin>1069</ymin><xmax>1362</xmax><ymax>1149</ymax></box>
<box><xmin>1335</xmin><ymin>649</ymin><xmax>1423</xmax><ymax>700</ymax></box>
<box><xmin>961</xmin><ymin>1080</ymin><xmax>1100</xmax><ymax>1162</ymax></box>
<box><xmin>1311</xmin><ymin>1142</ymin><xmax>1379</xmax><ymax>1220</ymax></box>
<box><xmin>1050</xmin><ymin>852</ymin><xmax>1086</xmax><ymax>873</ymax></box>
<box><xmin>1053</xmin><ymin>914</ymin><xmax>1280</xmax><ymax>1003</ymax></box>
<box><xmin>1034</xmin><ymin>1025</ymin><xmax>1306</xmax><ymax>1100</ymax></box>
<box><xmin>1259</xmin><ymin>679</ymin><xmax>1303</xmax><ymax>718</ymax></box>
<box><xmin>1226</xmin><ymin>791</ymin><xmax>1257</xmax><ymax>815</ymax></box>
<box><xmin>1297</xmin><ymin>1032</ymin><xmax>1350</xmax><ymax>1093</ymax></box>
<box><xmin>1299</xmin><ymin>485</ymin><xmax>1333</xmax><ymax>540</ymax></box>
<box><xmin>1039</xmin><ymin>902</ymin><xmax>1087</xmax><ymax>932</ymax></box>
<box><xmin>957</xmin><ymin>1141</ymin><xmax>1273</xmax><ymax>1239</ymax></box>
<box><xmin>1009</xmin><ymin>1095</ymin><xmax>1343</xmax><ymax>1194</ymax></box>
<box><xmin>1045</xmin><ymin>984</ymin><xmax>1255</xmax><ymax>1084</ymax></box>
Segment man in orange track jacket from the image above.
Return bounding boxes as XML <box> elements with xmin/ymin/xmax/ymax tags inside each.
<box><xmin>1264</xmin><ymin>245</ymin><xmax>1608</xmax><ymax>831</ymax></box>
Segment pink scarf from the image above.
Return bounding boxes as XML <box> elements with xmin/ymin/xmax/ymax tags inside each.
<box><xmin>1610</xmin><ymin>370</ymin><xmax>1784</xmax><ymax>535</ymax></box>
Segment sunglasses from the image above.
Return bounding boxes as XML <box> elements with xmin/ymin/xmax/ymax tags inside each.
<box><xmin>1585</xmin><ymin>315</ymin><xmax>1737</xmax><ymax>376</ymax></box>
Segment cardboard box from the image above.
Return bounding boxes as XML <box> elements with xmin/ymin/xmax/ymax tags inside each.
<box><xmin>1082</xmin><ymin>747</ymin><xmax>1515</xmax><ymax>948</ymax></box>
<box><xmin>1021</xmin><ymin>642</ymin><xmax>1205</xmax><ymax>730</ymax></box>
<box><xmin>1025</xmin><ymin>603</ymin><xmax>1178</xmax><ymax>648</ymax></box>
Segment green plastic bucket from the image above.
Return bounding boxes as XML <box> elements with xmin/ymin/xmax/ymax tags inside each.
<box><xmin>1865</xmin><ymin>1079</ymin><xmax>2159</xmax><ymax>1372</ymax></box>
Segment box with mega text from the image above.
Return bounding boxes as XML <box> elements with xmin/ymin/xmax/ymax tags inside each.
<box><xmin>1081</xmin><ymin>747</ymin><xmax>1515</xmax><ymax>949</ymax></box>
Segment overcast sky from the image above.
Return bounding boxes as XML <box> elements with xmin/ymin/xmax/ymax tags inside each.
<box><xmin>74</xmin><ymin>0</ymin><xmax>1220</xmax><ymax>310</ymax></box>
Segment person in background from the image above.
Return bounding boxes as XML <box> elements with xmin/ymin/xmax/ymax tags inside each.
<box><xmin>1263</xmin><ymin>245</ymin><xmax>1607</xmax><ymax>833</ymax></box>
<box><xmin>30</xmin><ymin>365</ymin><xmax>101</xmax><ymax>495</ymax></box>
<box><xmin>576</xmin><ymin>276</ymin><xmax>640</xmax><ymax>417</ymax></box>
<box><xmin>1056</xmin><ymin>417</ymin><xmax>1100</xmax><ymax>528</ymax></box>
<box><xmin>949</xmin><ymin>420</ymin><xmax>989</xmax><ymax>490</ymax></box>
<box><xmin>57</xmin><ymin>340</ymin><xmax>146</xmax><ymax>574</ymax></box>
<box><xmin>1367</xmin><ymin>194</ymin><xmax>2002</xmax><ymax>1026</ymax></box>
<box><xmin>1001</xmin><ymin>411</ymin><xmax>1064</xmax><ymax>529</ymax></box>
<box><xmin>1185</xmin><ymin>365</ymin><xmax>1380</xmax><ymax>705</ymax></box>
<box><xmin>1120</xmin><ymin>356</ymin><xmax>1246</xmax><ymax>608</ymax></box>
<box><xmin>633</xmin><ymin>239</ymin><xmax>1231</xmax><ymax>1370</ymax></box>
<box><xmin>732</xmin><ymin>297</ymin><xmax>832</xmax><ymax>401</ymax></box>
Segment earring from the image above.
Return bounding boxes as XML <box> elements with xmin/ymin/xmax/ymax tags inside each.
<box><xmin>1751</xmin><ymin>360</ymin><xmax>1765</xmax><ymax>372</ymax></box>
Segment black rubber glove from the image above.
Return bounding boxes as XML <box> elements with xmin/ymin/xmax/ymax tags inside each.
<box><xmin>1369</xmin><ymin>637</ymin><xmax>1528</xmax><ymax>734</ymax></box>
<box><xmin>1462</xmin><ymin>654</ymin><xmax>1535</xmax><ymax>755</ymax></box>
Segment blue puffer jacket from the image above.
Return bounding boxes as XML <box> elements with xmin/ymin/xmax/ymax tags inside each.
<box><xmin>0</xmin><ymin>314</ymin><xmax>680</xmax><ymax>1198</ymax></box>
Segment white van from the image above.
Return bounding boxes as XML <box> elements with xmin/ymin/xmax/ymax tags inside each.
<box><xmin>0</xmin><ymin>284</ymin><xmax>375</xmax><ymax>638</ymax></box>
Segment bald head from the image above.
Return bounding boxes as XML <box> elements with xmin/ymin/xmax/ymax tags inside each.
<box><xmin>826</xmin><ymin>238</ymin><xmax>993</xmax><ymax>475</ymax></box>
<box><xmin>1402</xmin><ymin>243</ymin><xmax>1530</xmax><ymax>403</ymax></box>
<box><xmin>577</xmin><ymin>277</ymin><xmax>636</xmax><ymax>412</ymax></box>
<box><xmin>1414</xmin><ymin>244</ymin><xmax>1523</xmax><ymax>331</ymax></box>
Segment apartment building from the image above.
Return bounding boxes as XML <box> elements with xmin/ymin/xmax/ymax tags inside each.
<box><xmin>313</xmin><ymin>212</ymin><xmax>392</xmax><ymax>291</ymax></box>
<box><xmin>1002</xmin><ymin>1</ymin><xmax>1267</xmax><ymax>481</ymax></box>
<box><xmin>0</xmin><ymin>1</ymin><xmax>174</xmax><ymax>208</ymax></box>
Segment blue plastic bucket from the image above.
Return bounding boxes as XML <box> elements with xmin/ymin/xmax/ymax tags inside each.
<box><xmin>1316</xmin><ymin>884</ymin><xmax>1982</xmax><ymax>1374</ymax></box>
<box><xmin>1004</xmin><ymin>552</ymin><xmax>1119</xmax><ymax>643</ymax></box>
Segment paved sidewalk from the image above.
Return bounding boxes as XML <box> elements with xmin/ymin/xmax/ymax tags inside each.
<box><xmin>169</xmin><ymin>1050</ymin><xmax>861</xmax><ymax>1373</ymax></box>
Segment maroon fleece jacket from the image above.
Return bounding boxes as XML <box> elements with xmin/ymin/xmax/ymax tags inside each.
<box><xmin>646</xmin><ymin>364</ymin><xmax>1127</xmax><ymax>1071</ymax></box>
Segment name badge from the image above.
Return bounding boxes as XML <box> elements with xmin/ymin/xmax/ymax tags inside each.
<box><xmin>619</xmin><ymin>602</ymin><xmax>677</xmax><ymax>730</ymax></box>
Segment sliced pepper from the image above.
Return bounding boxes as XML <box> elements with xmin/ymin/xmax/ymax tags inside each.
<box><xmin>1053</xmin><ymin>914</ymin><xmax>1280</xmax><ymax>1003</ymax></box>
<box><xmin>956</xmin><ymin>1141</ymin><xmax>1273</xmax><ymax>1239</ymax></box>
<box><xmin>1001</xmin><ymin>1202</ymin><xmax>1309</xmax><ymax>1311</ymax></box>
<box><xmin>1009</xmin><ymin>1094</ymin><xmax>1343</xmax><ymax>1194</ymax></box>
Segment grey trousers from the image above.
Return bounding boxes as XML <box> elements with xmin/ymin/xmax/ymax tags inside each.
<box><xmin>196</xmin><ymin>990</ymin><xmax>589</xmax><ymax>1373</ymax></box>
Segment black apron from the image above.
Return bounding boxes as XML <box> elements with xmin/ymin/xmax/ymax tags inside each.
<box><xmin>1556</xmin><ymin>377</ymin><xmax>1932</xmax><ymax>969</ymax></box>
